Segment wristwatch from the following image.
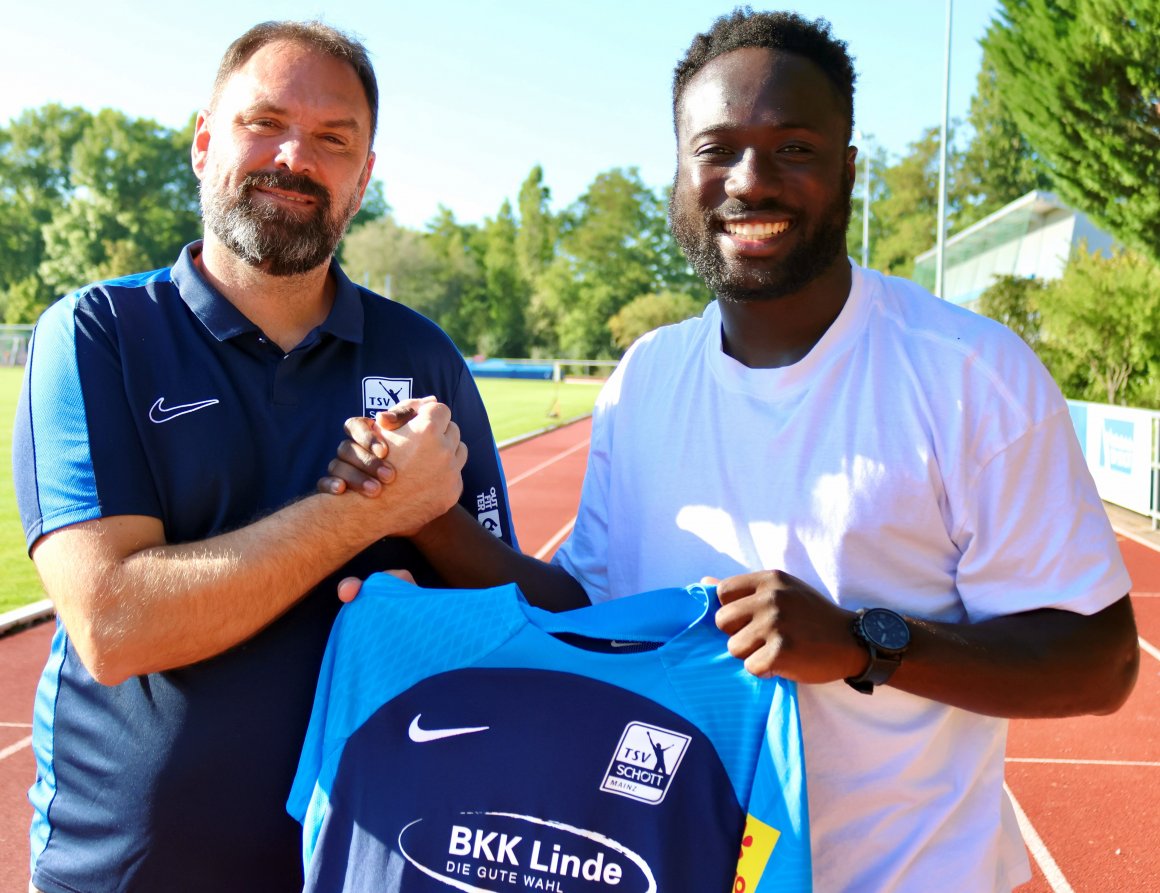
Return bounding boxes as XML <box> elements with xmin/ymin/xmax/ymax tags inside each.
<box><xmin>845</xmin><ymin>607</ymin><xmax>910</xmax><ymax>694</ymax></box>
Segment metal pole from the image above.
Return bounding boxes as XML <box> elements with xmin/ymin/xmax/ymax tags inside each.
<box><xmin>935</xmin><ymin>0</ymin><xmax>953</xmax><ymax>298</ymax></box>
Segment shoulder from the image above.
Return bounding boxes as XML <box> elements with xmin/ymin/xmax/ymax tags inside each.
<box><xmin>609</xmin><ymin>301</ymin><xmax>717</xmax><ymax>386</ymax></box>
<box><xmin>861</xmin><ymin>268</ymin><xmax>1063</xmax><ymax>427</ymax></box>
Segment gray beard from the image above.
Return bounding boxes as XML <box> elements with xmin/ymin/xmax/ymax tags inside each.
<box><xmin>200</xmin><ymin>171</ymin><xmax>359</xmax><ymax>277</ymax></box>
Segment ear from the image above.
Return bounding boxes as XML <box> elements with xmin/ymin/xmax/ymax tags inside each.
<box><xmin>356</xmin><ymin>151</ymin><xmax>376</xmax><ymax>207</ymax></box>
<box><xmin>191</xmin><ymin>109</ymin><xmax>212</xmax><ymax>181</ymax></box>
<box><xmin>846</xmin><ymin>145</ymin><xmax>858</xmax><ymax>195</ymax></box>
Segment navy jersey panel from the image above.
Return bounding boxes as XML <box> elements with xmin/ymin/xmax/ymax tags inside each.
<box><xmin>315</xmin><ymin>670</ymin><xmax>743</xmax><ymax>892</ymax></box>
<box><xmin>13</xmin><ymin>243</ymin><xmax>513</xmax><ymax>893</ymax></box>
<box><xmin>290</xmin><ymin>578</ymin><xmax>811</xmax><ymax>891</ymax></box>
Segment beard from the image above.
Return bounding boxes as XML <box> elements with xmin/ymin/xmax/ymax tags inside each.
<box><xmin>668</xmin><ymin>170</ymin><xmax>852</xmax><ymax>303</ymax></box>
<box><xmin>200</xmin><ymin>169</ymin><xmax>360</xmax><ymax>277</ymax></box>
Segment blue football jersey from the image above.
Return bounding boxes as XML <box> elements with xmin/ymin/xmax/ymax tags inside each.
<box><xmin>288</xmin><ymin>577</ymin><xmax>811</xmax><ymax>892</ymax></box>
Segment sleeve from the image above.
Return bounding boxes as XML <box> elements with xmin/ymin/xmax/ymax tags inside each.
<box><xmin>13</xmin><ymin>291</ymin><xmax>161</xmax><ymax>550</ymax></box>
<box><xmin>448</xmin><ymin>362</ymin><xmax>518</xmax><ymax>550</ymax></box>
<box><xmin>952</xmin><ymin>406</ymin><xmax>1132</xmax><ymax>621</ymax></box>
<box><xmin>550</xmin><ymin>370</ymin><xmax>619</xmax><ymax>602</ymax></box>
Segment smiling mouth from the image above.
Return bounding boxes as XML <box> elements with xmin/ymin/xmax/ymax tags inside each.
<box><xmin>722</xmin><ymin>220</ymin><xmax>791</xmax><ymax>238</ymax></box>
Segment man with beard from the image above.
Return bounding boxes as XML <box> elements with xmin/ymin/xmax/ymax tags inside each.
<box><xmin>325</xmin><ymin>9</ymin><xmax>1138</xmax><ymax>891</ymax></box>
<box><xmin>12</xmin><ymin>21</ymin><xmax>515</xmax><ymax>893</ymax></box>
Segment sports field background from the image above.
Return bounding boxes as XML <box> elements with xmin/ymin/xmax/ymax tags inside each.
<box><xmin>0</xmin><ymin>367</ymin><xmax>602</xmax><ymax>614</ymax></box>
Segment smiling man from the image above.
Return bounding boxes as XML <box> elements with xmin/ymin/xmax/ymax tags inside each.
<box><xmin>12</xmin><ymin>21</ymin><xmax>514</xmax><ymax>893</ymax></box>
<box><xmin>325</xmin><ymin>9</ymin><xmax>1139</xmax><ymax>892</ymax></box>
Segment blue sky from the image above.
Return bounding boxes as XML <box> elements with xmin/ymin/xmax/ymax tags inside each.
<box><xmin>3</xmin><ymin>0</ymin><xmax>1001</xmax><ymax>229</ymax></box>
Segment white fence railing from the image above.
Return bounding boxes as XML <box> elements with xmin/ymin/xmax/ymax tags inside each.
<box><xmin>0</xmin><ymin>325</ymin><xmax>33</xmax><ymax>366</ymax></box>
<box><xmin>1067</xmin><ymin>400</ymin><xmax>1160</xmax><ymax>528</ymax></box>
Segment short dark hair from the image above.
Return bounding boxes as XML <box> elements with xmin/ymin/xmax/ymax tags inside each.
<box><xmin>210</xmin><ymin>20</ymin><xmax>379</xmax><ymax>144</ymax></box>
<box><xmin>673</xmin><ymin>7</ymin><xmax>857</xmax><ymax>140</ymax></box>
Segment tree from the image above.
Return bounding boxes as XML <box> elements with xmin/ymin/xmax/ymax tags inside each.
<box><xmin>537</xmin><ymin>168</ymin><xmax>677</xmax><ymax>359</ymax></box>
<box><xmin>514</xmin><ymin>165</ymin><xmax>555</xmax><ymax>286</ymax></box>
<box><xmin>845</xmin><ymin>140</ymin><xmax>891</xmax><ymax>266</ymax></box>
<box><xmin>976</xmin><ymin>274</ymin><xmax>1046</xmax><ymax>349</ymax></box>
<box><xmin>0</xmin><ymin>105</ymin><xmax>200</xmax><ymax>320</ymax></box>
<box><xmin>608</xmin><ymin>291</ymin><xmax>707</xmax><ymax>351</ymax></box>
<box><xmin>346</xmin><ymin>177</ymin><xmax>390</xmax><ymax>234</ymax></box>
<box><xmin>340</xmin><ymin>215</ymin><xmax>451</xmax><ymax>322</ymax></box>
<box><xmin>956</xmin><ymin>54</ymin><xmax>1053</xmax><ymax>230</ymax></box>
<box><xmin>1038</xmin><ymin>246</ymin><xmax>1160</xmax><ymax>406</ymax></box>
<box><xmin>477</xmin><ymin>200</ymin><xmax>530</xmax><ymax>357</ymax></box>
<box><xmin>870</xmin><ymin>127</ymin><xmax>957</xmax><ymax>278</ymax></box>
<box><xmin>985</xmin><ymin>0</ymin><xmax>1160</xmax><ymax>262</ymax></box>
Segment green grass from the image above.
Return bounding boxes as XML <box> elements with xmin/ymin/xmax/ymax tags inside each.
<box><xmin>474</xmin><ymin>377</ymin><xmax>602</xmax><ymax>444</ymax></box>
<box><xmin>0</xmin><ymin>370</ymin><xmax>601</xmax><ymax>614</ymax></box>
<box><xmin>0</xmin><ymin>367</ymin><xmax>44</xmax><ymax>613</ymax></box>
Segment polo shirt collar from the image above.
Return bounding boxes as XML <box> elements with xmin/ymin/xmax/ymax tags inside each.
<box><xmin>171</xmin><ymin>241</ymin><xmax>365</xmax><ymax>345</ymax></box>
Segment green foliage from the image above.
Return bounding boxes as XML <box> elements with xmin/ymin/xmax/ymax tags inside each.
<box><xmin>956</xmin><ymin>54</ymin><xmax>1053</xmax><ymax>230</ymax></box>
<box><xmin>977</xmin><ymin>275</ymin><xmax>1046</xmax><ymax>349</ymax></box>
<box><xmin>846</xmin><ymin>141</ymin><xmax>891</xmax><ymax>266</ymax></box>
<box><xmin>536</xmin><ymin>168</ymin><xmax>698</xmax><ymax>359</ymax></box>
<box><xmin>347</xmin><ymin>177</ymin><xmax>390</xmax><ymax>234</ymax></box>
<box><xmin>869</xmin><ymin>127</ymin><xmax>954</xmax><ymax>277</ymax></box>
<box><xmin>985</xmin><ymin>0</ymin><xmax>1160</xmax><ymax>262</ymax></box>
<box><xmin>477</xmin><ymin>200</ymin><xmax>530</xmax><ymax>357</ymax></box>
<box><xmin>1038</xmin><ymin>246</ymin><xmax>1160</xmax><ymax>406</ymax></box>
<box><xmin>0</xmin><ymin>366</ymin><xmax>46</xmax><ymax>612</ymax></box>
<box><xmin>0</xmin><ymin>105</ymin><xmax>201</xmax><ymax>321</ymax></box>
<box><xmin>515</xmin><ymin>165</ymin><xmax>554</xmax><ymax>285</ymax></box>
<box><xmin>608</xmin><ymin>291</ymin><xmax>707</xmax><ymax>351</ymax></box>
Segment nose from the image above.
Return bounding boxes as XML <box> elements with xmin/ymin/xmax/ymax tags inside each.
<box><xmin>724</xmin><ymin>149</ymin><xmax>782</xmax><ymax>205</ymax></box>
<box><xmin>274</xmin><ymin>130</ymin><xmax>316</xmax><ymax>174</ymax></box>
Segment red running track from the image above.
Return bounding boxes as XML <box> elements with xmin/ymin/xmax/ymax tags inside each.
<box><xmin>1</xmin><ymin>416</ymin><xmax>1157</xmax><ymax>892</ymax></box>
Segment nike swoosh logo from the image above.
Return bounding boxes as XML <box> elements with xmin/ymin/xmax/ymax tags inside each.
<box><xmin>149</xmin><ymin>397</ymin><xmax>221</xmax><ymax>424</ymax></box>
<box><xmin>408</xmin><ymin>714</ymin><xmax>489</xmax><ymax>743</ymax></box>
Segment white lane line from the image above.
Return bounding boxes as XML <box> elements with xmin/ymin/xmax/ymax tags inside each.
<box><xmin>506</xmin><ymin>440</ymin><xmax>590</xmax><ymax>487</ymax></box>
<box><xmin>1140</xmin><ymin>636</ymin><xmax>1160</xmax><ymax>663</ymax></box>
<box><xmin>1130</xmin><ymin>592</ymin><xmax>1160</xmax><ymax>598</ymax></box>
<box><xmin>533</xmin><ymin>519</ymin><xmax>576</xmax><ymax>561</ymax></box>
<box><xmin>1007</xmin><ymin>757</ymin><xmax>1160</xmax><ymax>768</ymax></box>
<box><xmin>0</xmin><ymin>735</ymin><xmax>32</xmax><ymax>762</ymax></box>
<box><xmin>1005</xmin><ymin>783</ymin><xmax>1075</xmax><ymax>893</ymax></box>
<box><xmin>0</xmin><ymin>722</ymin><xmax>33</xmax><ymax>729</ymax></box>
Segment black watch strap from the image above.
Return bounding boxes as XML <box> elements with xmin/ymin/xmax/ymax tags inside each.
<box><xmin>844</xmin><ymin>608</ymin><xmax>909</xmax><ymax>695</ymax></box>
<box><xmin>844</xmin><ymin>648</ymin><xmax>902</xmax><ymax>694</ymax></box>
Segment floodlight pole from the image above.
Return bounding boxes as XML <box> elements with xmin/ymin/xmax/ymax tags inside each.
<box><xmin>935</xmin><ymin>0</ymin><xmax>953</xmax><ymax>299</ymax></box>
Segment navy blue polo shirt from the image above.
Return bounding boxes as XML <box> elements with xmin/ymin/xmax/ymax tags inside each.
<box><xmin>13</xmin><ymin>243</ymin><xmax>515</xmax><ymax>893</ymax></box>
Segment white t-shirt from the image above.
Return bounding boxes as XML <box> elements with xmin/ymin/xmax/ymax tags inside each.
<box><xmin>554</xmin><ymin>263</ymin><xmax>1130</xmax><ymax>893</ymax></box>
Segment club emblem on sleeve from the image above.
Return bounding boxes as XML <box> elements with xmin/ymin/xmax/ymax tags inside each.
<box><xmin>601</xmin><ymin>722</ymin><xmax>691</xmax><ymax>804</ymax></box>
<box><xmin>363</xmin><ymin>377</ymin><xmax>413</xmax><ymax>416</ymax></box>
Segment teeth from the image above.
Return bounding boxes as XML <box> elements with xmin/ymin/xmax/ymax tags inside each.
<box><xmin>724</xmin><ymin>221</ymin><xmax>790</xmax><ymax>237</ymax></box>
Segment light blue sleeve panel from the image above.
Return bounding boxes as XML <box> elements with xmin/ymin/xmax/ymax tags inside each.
<box><xmin>287</xmin><ymin>575</ymin><xmax>527</xmax><ymax>858</ymax></box>
<box><xmin>13</xmin><ymin>294</ymin><xmax>99</xmax><ymax>546</ymax></box>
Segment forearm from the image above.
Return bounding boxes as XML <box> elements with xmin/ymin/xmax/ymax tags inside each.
<box><xmin>412</xmin><ymin>507</ymin><xmax>590</xmax><ymax>611</ymax></box>
<box><xmin>37</xmin><ymin>490</ymin><xmax>439</xmax><ymax>684</ymax></box>
<box><xmin>889</xmin><ymin>596</ymin><xmax>1139</xmax><ymax>718</ymax></box>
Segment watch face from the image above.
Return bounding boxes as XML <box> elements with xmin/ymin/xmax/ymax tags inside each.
<box><xmin>862</xmin><ymin>609</ymin><xmax>910</xmax><ymax>651</ymax></box>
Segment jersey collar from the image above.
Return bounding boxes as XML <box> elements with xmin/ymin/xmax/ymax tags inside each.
<box><xmin>171</xmin><ymin>241</ymin><xmax>365</xmax><ymax>345</ymax></box>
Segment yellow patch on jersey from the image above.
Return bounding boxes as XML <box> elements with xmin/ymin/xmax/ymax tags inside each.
<box><xmin>733</xmin><ymin>813</ymin><xmax>781</xmax><ymax>891</ymax></box>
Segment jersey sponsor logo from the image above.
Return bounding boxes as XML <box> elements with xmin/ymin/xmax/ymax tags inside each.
<box><xmin>476</xmin><ymin>487</ymin><xmax>503</xmax><ymax>539</ymax></box>
<box><xmin>148</xmin><ymin>396</ymin><xmax>220</xmax><ymax>424</ymax></box>
<box><xmin>600</xmin><ymin>722</ymin><xmax>691</xmax><ymax>805</ymax></box>
<box><xmin>398</xmin><ymin>811</ymin><xmax>657</xmax><ymax>891</ymax></box>
<box><xmin>733</xmin><ymin>813</ymin><xmax>781</xmax><ymax>892</ymax></box>
<box><xmin>363</xmin><ymin>376</ymin><xmax>413</xmax><ymax>416</ymax></box>
<box><xmin>408</xmin><ymin>714</ymin><xmax>490</xmax><ymax>743</ymax></box>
